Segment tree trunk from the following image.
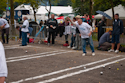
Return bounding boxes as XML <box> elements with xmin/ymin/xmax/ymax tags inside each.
<box><xmin>81</xmin><ymin>0</ymin><xmax>84</xmax><ymax>15</ymax></box>
<box><xmin>48</xmin><ymin>0</ymin><xmax>51</xmax><ymax>18</ymax></box>
<box><xmin>111</xmin><ymin>0</ymin><xmax>114</xmax><ymax>20</ymax></box>
<box><xmin>33</xmin><ymin>9</ymin><xmax>37</xmax><ymax>22</ymax></box>
<box><xmin>89</xmin><ymin>0</ymin><xmax>93</xmax><ymax>25</ymax></box>
<box><xmin>10</xmin><ymin>0</ymin><xmax>15</xmax><ymax>35</ymax></box>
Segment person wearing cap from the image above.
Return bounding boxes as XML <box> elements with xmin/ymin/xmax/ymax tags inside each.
<box><xmin>21</xmin><ymin>17</ymin><xmax>29</xmax><ymax>46</ymax></box>
<box><xmin>72</xmin><ymin>15</ymin><xmax>82</xmax><ymax>50</ymax></box>
<box><xmin>0</xmin><ymin>41</ymin><xmax>8</xmax><ymax>83</ymax></box>
<box><xmin>0</xmin><ymin>17</ymin><xmax>10</xmax><ymax>44</ymax></box>
<box><xmin>67</xmin><ymin>17</ymin><xmax>95</xmax><ymax>56</ymax></box>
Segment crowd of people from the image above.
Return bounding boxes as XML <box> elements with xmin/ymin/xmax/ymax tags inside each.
<box><xmin>0</xmin><ymin>13</ymin><xmax>124</xmax><ymax>82</ymax></box>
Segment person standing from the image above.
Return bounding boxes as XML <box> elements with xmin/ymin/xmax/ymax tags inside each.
<box><xmin>47</xmin><ymin>14</ymin><xmax>58</xmax><ymax>45</ymax></box>
<box><xmin>39</xmin><ymin>20</ymin><xmax>44</xmax><ymax>39</ymax></box>
<box><xmin>108</xmin><ymin>14</ymin><xmax>124</xmax><ymax>53</ymax></box>
<box><xmin>63</xmin><ymin>19</ymin><xmax>70</xmax><ymax>46</ymax></box>
<box><xmin>67</xmin><ymin>17</ymin><xmax>76</xmax><ymax>48</ymax></box>
<box><xmin>96</xmin><ymin>16</ymin><xmax>106</xmax><ymax>41</ymax></box>
<box><xmin>21</xmin><ymin>17</ymin><xmax>29</xmax><ymax>46</ymax></box>
<box><xmin>16</xmin><ymin>26</ymin><xmax>22</xmax><ymax>41</ymax></box>
<box><xmin>72</xmin><ymin>15</ymin><xmax>82</xmax><ymax>50</ymax></box>
<box><xmin>0</xmin><ymin>41</ymin><xmax>8</xmax><ymax>83</ymax></box>
<box><xmin>84</xmin><ymin>14</ymin><xmax>91</xmax><ymax>25</ymax></box>
<box><xmin>44</xmin><ymin>20</ymin><xmax>48</xmax><ymax>42</ymax></box>
<box><xmin>68</xmin><ymin>18</ymin><xmax>95</xmax><ymax>56</ymax></box>
<box><xmin>0</xmin><ymin>17</ymin><xmax>10</xmax><ymax>44</ymax></box>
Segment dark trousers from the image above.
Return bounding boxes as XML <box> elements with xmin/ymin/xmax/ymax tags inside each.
<box><xmin>1</xmin><ymin>28</ymin><xmax>9</xmax><ymax>43</ymax></box>
<box><xmin>44</xmin><ymin>26</ymin><xmax>48</xmax><ymax>38</ymax></box>
<box><xmin>48</xmin><ymin>32</ymin><xmax>55</xmax><ymax>44</ymax></box>
<box><xmin>70</xmin><ymin>33</ymin><xmax>76</xmax><ymax>47</ymax></box>
<box><xmin>22</xmin><ymin>32</ymin><xmax>27</xmax><ymax>46</ymax></box>
<box><xmin>65</xmin><ymin>34</ymin><xmax>69</xmax><ymax>44</ymax></box>
<box><xmin>59</xmin><ymin>26</ymin><xmax>65</xmax><ymax>37</ymax></box>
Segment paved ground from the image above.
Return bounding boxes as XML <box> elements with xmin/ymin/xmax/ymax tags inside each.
<box><xmin>3</xmin><ymin>41</ymin><xmax>125</xmax><ymax>83</ymax></box>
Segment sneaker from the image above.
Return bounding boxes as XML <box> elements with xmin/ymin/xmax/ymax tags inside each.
<box><xmin>92</xmin><ymin>52</ymin><xmax>95</xmax><ymax>56</ymax></box>
<box><xmin>72</xmin><ymin>47</ymin><xmax>78</xmax><ymax>50</ymax></box>
<box><xmin>63</xmin><ymin>43</ymin><xmax>69</xmax><ymax>46</ymax></box>
<box><xmin>115</xmin><ymin>50</ymin><xmax>119</xmax><ymax>53</ymax></box>
<box><xmin>108</xmin><ymin>49</ymin><xmax>114</xmax><ymax>52</ymax></box>
<box><xmin>82</xmin><ymin>53</ymin><xmax>86</xmax><ymax>56</ymax></box>
<box><xmin>67</xmin><ymin>46</ymin><xmax>71</xmax><ymax>48</ymax></box>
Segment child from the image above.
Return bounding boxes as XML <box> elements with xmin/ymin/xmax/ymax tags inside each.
<box><xmin>16</xmin><ymin>26</ymin><xmax>22</xmax><ymax>41</ymax></box>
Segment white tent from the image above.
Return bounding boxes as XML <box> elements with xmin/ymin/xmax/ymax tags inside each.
<box><xmin>15</xmin><ymin>4</ymin><xmax>73</xmax><ymax>15</ymax></box>
<box><xmin>15</xmin><ymin>4</ymin><xmax>34</xmax><ymax>14</ymax></box>
<box><xmin>94</xmin><ymin>4</ymin><xmax>125</xmax><ymax>19</ymax></box>
<box><xmin>15</xmin><ymin>4</ymin><xmax>73</xmax><ymax>23</ymax></box>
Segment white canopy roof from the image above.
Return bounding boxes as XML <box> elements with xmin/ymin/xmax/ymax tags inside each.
<box><xmin>94</xmin><ymin>4</ymin><xmax>125</xmax><ymax>19</ymax></box>
<box><xmin>15</xmin><ymin>4</ymin><xmax>73</xmax><ymax>15</ymax></box>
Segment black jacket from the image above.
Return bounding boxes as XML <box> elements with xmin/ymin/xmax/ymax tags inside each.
<box><xmin>47</xmin><ymin>18</ymin><xmax>58</xmax><ymax>32</ymax></box>
<box><xmin>112</xmin><ymin>19</ymin><xmax>124</xmax><ymax>35</ymax></box>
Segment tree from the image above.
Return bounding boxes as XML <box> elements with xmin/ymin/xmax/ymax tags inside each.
<box><xmin>41</xmin><ymin>0</ymin><xmax>60</xmax><ymax>18</ymax></box>
<box><xmin>41</xmin><ymin>0</ymin><xmax>52</xmax><ymax>18</ymax></box>
<box><xmin>0</xmin><ymin>0</ymin><xmax>7</xmax><ymax>14</ymax></box>
<box><xmin>10</xmin><ymin>0</ymin><xmax>15</xmax><ymax>35</ymax></box>
<box><xmin>14</xmin><ymin>0</ymin><xmax>41</xmax><ymax>22</ymax></box>
<box><xmin>71</xmin><ymin>0</ymin><xmax>89</xmax><ymax>15</ymax></box>
<box><xmin>93</xmin><ymin>0</ymin><xmax>125</xmax><ymax>20</ymax></box>
<box><xmin>89</xmin><ymin>0</ymin><xmax>93</xmax><ymax>25</ymax></box>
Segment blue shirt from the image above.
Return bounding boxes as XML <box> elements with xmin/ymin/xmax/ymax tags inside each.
<box><xmin>99</xmin><ymin>32</ymin><xmax>111</xmax><ymax>45</ymax></box>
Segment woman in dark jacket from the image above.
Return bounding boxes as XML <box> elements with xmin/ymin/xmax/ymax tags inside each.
<box><xmin>96</xmin><ymin>16</ymin><xmax>106</xmax><ymax>41</ymax></box>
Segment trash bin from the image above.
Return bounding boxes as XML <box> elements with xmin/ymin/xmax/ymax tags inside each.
<box><xmin>29</xmin><ymin>21</ymin><xmax>38</xmax><ymax>37</ymax></box>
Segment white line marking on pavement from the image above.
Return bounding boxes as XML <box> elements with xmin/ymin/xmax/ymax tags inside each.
<box><xmin>7</xmin><ymin>51</ymin><xmax>73</xmax><ymax>63</ymax></box>
<box><xmin>36</xmin><ymin>58</ymin><xmax>125</xmax><ymax>83</ymax></box>
<box><xmin>7</xmin><ymin>50</ymin><xmax>65</xmax><ymax>60</ymax></box>
<box><xmin>4</xmin><ymin>45</ymin><xmax>20</xmax><ymax>47</ymax></box>
<box><xmin>10</xmin><ymin>55</ymin><xmax>121</xmax><ymax>83</ymax></box>
<box><xmin>4</xmin><ymin>45</ymin><xmax>33</xmax><ymax>50</ymax></box>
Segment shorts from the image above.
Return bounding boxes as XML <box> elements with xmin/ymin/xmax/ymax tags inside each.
<box><xmin>112</xmin><ymin>35</ymin><xmax>120</xmax><ymax>44</ymax></box>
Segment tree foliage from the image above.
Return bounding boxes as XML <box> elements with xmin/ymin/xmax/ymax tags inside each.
<box><xmin>93</xmin><ymin>0</ymin><xmax>125</xmax><ymax>19</ymax></box>
<box><xmin>0</xmin><ymin>0</ymin><xmax>7</xmax><ymax>14</ymax></box>
<box><xmin>71</xmin><ymin>0</ymin><xmax>90</xmax><ymax>15</ymax></box>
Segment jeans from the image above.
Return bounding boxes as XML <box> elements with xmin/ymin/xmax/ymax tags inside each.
<box><xmin>1</xmin><ymin>28</ymin><xmax>9</xmax><ymax>43</ymax></box>
<box><xmin>70</xmin><ymin>33</ymin><xmax>75</xmax><ymax>47</ymax></box>
<box><xmin>74</xmin><ymin>33</ymin><xmax>82</xmax><ymax>49</ymax></box>
<box><xmin>22</xmin><ymin>32</ymin><xmax>27</xmax><ymax>46</ymax></box>
<box><xmin>82</xmin><ymin>36</ymin><xmax>95</xmax><ymax>53</ymax></box>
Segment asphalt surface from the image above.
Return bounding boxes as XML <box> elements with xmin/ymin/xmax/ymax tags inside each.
<box><xmin>3</xmin><ymin>41</ymin><xmax>125</xmax><ymax>83</ymax></box>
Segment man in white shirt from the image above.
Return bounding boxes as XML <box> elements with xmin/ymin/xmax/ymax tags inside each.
<box><xmin>0</xmin><ymin>41</ymin><xmax>8</xmax><ymax>83</ymax></box>
<box><xmin>0</xmin><ymin>17</ymin><xmax>10</xmax><ymax>44</ymax></box>
<box><xmin>68</xmin><ymin>17</ymin><xmax>95</xmax><ymax>56</ymax></box>
<box><xmin>21</xmin><ymin>17</ymin><xmax>29</xmax><ymax>46</ymax></box>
